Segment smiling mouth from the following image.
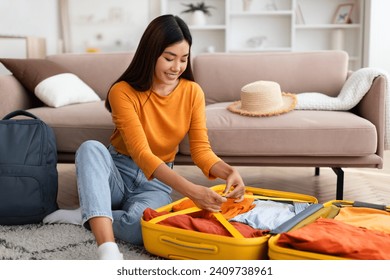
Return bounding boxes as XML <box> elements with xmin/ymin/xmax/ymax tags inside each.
<box><xmin>166</xmin><ymin>73</ymin><xmax>178</xmax><ymax>78</ymax></box>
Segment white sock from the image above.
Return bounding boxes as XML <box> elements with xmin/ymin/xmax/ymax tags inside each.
<box><xmin>43</xmin><ymin>208</ymin><xmax>82</xmax><ymax>225</ymax></box>
<box><xmin>97</xmin><ymin>242</ymin><xmax>124</xmax><ymax>260</ymax></box>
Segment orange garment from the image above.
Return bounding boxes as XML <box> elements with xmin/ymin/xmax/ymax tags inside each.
<box><xmin>108</xmin><ymin>79</ymin><xmax>220</xmax><ymax>179</ymax></box>
<box><xmin>172</xmin><ymin>193</ymin><xmax>255</xmax><ymax>220</ymax></box>
<box><xmin>220</xmin><ymin>195</ymin><xmax>256</xmax><ymax>220</ymax></box>
<box><xmin>143</xmin><ymin>208</ymin><xmax>268</xmax><ymax>238</ymax></box>
<box><xmin>172</xmin><ymin>198</ymin><xmax>197</xmax><ymax>212</ymax></box>
<box><xmin>334</xmin><ymin>207</ymin><xmax>390</xmax><ymax>234</ymax></box>
<box><xmin>277</xmin><ymin>217</ymin><xmax>390</xmax><ymax>259</ymax></box>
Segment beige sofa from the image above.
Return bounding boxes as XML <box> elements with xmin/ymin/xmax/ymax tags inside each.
<box><xmin>0</xmin><ymin>51</ymin><xmax>386</xmax><ymax>200</ymax></box>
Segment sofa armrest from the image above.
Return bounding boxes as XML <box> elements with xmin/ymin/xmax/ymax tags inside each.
<box><xmin>0</xmin><ymin>75</ymin><xmax>39</xmax><ymax>118</ymax></box>
<box><xmin>354</xmin><ymin>75</ymin><xmax>386</xmax><ymax>160</ymax></box>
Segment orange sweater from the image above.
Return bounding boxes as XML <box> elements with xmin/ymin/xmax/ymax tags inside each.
<box><xmin>108</xmin><ymin>79</ymin><xmax>221</xmax><ymax>179</ymax></box>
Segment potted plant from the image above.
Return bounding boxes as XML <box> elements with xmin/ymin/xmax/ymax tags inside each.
<box><xmin>181</xmin><ymin>2</ymin><xmax>215</xmax><ymax>25</ymax></box>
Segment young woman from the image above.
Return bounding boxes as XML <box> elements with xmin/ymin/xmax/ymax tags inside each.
<box><xmin>44</xmin><ymin>14</ymin><xmax>245</xmax><ymax>260</ymax></box>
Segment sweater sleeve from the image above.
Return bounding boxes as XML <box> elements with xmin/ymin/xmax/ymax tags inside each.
<box><xmin>109</xmin><ymin>83</ymin><xmax>163</xmax><ymax>179</ymax></box>
<box><xmin>188</xmin><ymin>84</ymin><xmax>221</xmax><ymax>179</ymax></box>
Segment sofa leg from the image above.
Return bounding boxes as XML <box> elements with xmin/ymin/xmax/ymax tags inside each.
<box><xmin>314</xmin><ymin>167</ymin><xmax>320</xmax><ymax>176</ymax></box>
<box><xmin>331</xmin><ymin>167</ymin><xmax>344</xmax><ymax>200</ymax></box>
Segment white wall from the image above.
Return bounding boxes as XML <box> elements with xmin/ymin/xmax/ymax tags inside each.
<box><xmin>1</xmin><ymin>0</ymin><xmax>389</xmax><ymax>73</ymax></box>
<box><xmin>0</xmin><ymin>0</ymin><xmax>161</xmax><ymax>57</ymax></box>
<box><xmin>0</xmin><ymin>0</ymin><xmax>60</xmax><ymax>56</ymax></box>
<box><xmin>365</xmin><ymin>0</ymin><xmax>390</xmax><ymax>73</ymax></box>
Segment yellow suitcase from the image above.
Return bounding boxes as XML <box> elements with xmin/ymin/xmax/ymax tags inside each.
<box><xmin>141</xmin><ymin>184</ymin><xmax>317</xmax><ymax>260</ymax></box>
<box><xmin>268</xmin><ymin>200</ymin><xmax>390</xmax><ymax>260</ymax></box>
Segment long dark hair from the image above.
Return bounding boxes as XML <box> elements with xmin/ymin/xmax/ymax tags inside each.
<box><xmin>105</xmin><ymin>14</ymin><xmax>194</xmax><ymax>112</ymax></box>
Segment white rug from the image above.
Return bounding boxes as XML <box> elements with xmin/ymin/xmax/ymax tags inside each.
<box><xmin>0</xmin><ymin>223</ymin><xmax>159</xmax><ymax>260</ymax></box>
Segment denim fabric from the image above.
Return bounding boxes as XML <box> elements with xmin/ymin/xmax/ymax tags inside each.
<box><xmin>75</xmin><ymin>140</ymin><xmax>172</xmax><ymax>245</ymax></box>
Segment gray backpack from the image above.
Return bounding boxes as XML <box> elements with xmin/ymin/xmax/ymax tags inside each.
<box><xmin>0</xmin><ymin>110</ymin><xmax>58</xmax><ymax>225</ymax></box>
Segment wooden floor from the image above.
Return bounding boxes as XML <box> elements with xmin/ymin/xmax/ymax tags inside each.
<box><xmin>57</xmin><ymin>150</ymin><xmax>390</xmax><ymax>209</ymax></box>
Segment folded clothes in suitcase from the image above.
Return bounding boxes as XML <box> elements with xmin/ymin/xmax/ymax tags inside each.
<box><xmin>268</xmin><ymin>200</ymin><xmax>390</xmax><ymax>260</ymax></box>
<box><xmin>141</xmin><ymin>184</ymin><xmax>317</xmax><ymax>260</ymax></box>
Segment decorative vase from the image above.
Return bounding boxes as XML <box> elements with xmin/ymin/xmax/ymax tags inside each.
<box><xmin>191</xmin><ymin>10</ymin><xmax>207</xmax><ymax>26</ymax></box>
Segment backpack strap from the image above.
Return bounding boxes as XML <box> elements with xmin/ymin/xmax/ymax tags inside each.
<box><xmin>3</xmin><ymin>110</ymin><xmax>38</xmax><ymax>120</ymax></box>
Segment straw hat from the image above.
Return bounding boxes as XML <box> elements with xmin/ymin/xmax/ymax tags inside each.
<box><xmin>227</xmin><ymin>81</ymin><xmax>297</xmax><ymax>117</ymax></box>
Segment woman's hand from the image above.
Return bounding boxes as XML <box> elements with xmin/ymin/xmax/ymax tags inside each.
<box><xmin>223</xmin><ymin>168</ymin><xmax>245</xmax><ymax>202</ymax></box>
<box><xmin>152</xmin><ymin>162</ymin><xmax>245</xmax><ymax>212</ymax></box>
<box><xmin>188</xmin><ymin>184</ymin><xmax>227</xmax><ymax>212</ymax></box>
<box><xmin>152</xmin><ymin>164</ymin><xmax>227</xmax><ymax>212</ymax></box>
<box><xmin>209</xmin><ymin>161</ymin><xmax>246</xmax><ymax>202</ymax></box>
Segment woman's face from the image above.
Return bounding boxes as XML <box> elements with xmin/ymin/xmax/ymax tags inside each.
<box><xmin>154</xmin><ymin>40</ymin><xmax>189</xmax><ymax>90</ymax></box>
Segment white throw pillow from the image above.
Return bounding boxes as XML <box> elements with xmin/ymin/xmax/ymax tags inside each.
<box><xmin>35</xmin><ymin>73</ymin><xmax>101</xmax><ymax>108</ymax></box>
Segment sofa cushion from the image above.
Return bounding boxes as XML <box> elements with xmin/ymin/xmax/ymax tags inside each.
<box><xmin>193</xmin><ymin>51</ymin><xmax>349</xmax><ymax>105</ymax></box>
<box><xmin>27</xmin><ymin>101</ymin><xmax>113</xmax><ymax>153</ymax></box>
<box><xmin>0</xmin><ymin>58</ymin><xmax>100</xmax><ymax>107</ymax></box>
<box><xmin>47</xmin><ymin>52</ymin><xmax>134</xmax><ymax>99</ymax></box>
<box><xmin>179</xmin><ymin>102</ymin><xmax>377</xmax><ymax>157</ymax></box>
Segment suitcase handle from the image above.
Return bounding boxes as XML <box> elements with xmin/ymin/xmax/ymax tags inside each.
<box><xmin>159</xmin><ymin>235</ymin><xmax>218</xmax><ymax>254</ymax></box>
<box><xmin>332</xmin><ymin>200</ymin><xmax>390</xmax><ymax>211</ymax></box>
<box><xmin>353</xmin><ymin>201</ymin><xmax>389</xmax><ymax>211</ymax></box>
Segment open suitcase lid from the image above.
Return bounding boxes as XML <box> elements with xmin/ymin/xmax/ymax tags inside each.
<box><xmin>268</xmin><ymin>199</ymin><xmax>390</xmax><ymax>260</ymax></box>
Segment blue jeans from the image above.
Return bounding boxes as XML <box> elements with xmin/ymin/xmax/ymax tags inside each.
<box><xmin>75</xmin><ymin>140</ymin><xmax>172</xmax><ymax>245</ymax></box>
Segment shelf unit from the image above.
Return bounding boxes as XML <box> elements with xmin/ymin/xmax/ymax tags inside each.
<box><xmin>160</xmin><ymin>0</ymin><xmax>226</xmax><ymax>55</ymax></box>
<box><xmin>294</xmin><ymin>0</ymin><xmax>364</xmax><ymax>70</ymax></box>
<box><xmin>227</xmin><ymin>0</ymin><xmax>294</xmax><ymax>52</ymax></box>
<box><xmin>160</xmin><ymin>0</ymin><xmax>364</xmax><ymax>69</ymax></box>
